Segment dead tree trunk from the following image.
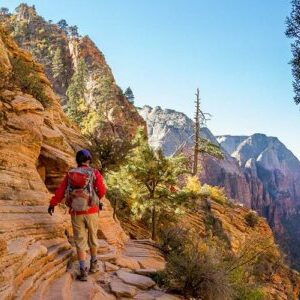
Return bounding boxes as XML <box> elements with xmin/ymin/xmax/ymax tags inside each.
<box><xmin>192</xmin><ymin>88</ymin><xmax>200</xmax><ymax>175</ymax></box>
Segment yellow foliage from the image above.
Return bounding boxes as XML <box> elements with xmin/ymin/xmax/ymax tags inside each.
<box><xmin>185</xmin><ymin>176</ymin><xmax>201</xmax><ymax>193</ymax></box>
<box><xmin>81</xmin><ymin>110</ymin><xmax>99</xmax><ymax>135</ymax></box>
<box><xmin>201</xmin><ymin>184</ymin><xmax>228</xmax><ymax>204</ymax></box>
<box><xmin>210</xmin><ymin>186</ymin><xmax>228</xmax><ymax>204</ymax></box>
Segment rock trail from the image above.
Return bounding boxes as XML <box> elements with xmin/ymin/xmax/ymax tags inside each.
<box><xmin>29</xmin><ymin>239</ymin><xmax>182</xmax><ymax>300</ymax></box>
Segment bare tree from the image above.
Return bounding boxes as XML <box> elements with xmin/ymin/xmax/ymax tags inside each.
<box><xmin>192</xmin><ymin>88</ymin><xmax>210</xmax><ymax>175</ymax></box>
<box><xmin>192</xmin><ymin>89</ymin><xmax>200</xmax><ymax>175</ymax></box>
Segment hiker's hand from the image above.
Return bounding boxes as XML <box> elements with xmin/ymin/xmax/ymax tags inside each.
<box><xmin>48</xmin><ymin>205</ymin><xmax>54</xmax><ymax>216</ymax></box>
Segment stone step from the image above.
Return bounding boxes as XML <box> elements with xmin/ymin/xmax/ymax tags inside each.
<box><xmin>41</xmin><ymin>264</ymin><xmax>113</xmax><ymax>300</ymax></box>
<box><xmin>110</xmin><ymin>278</ymin><xmax>138</xmax><ymax>298</ymax></box>
<box><xmin>116</xmin><ymin>270</ymin><xmax>156</xmax><ymax>290</ymax></box>
<box><xmin>98</xmin><ymin>249</ymin><xmax>117</xmax><ymax>262</ymax></box>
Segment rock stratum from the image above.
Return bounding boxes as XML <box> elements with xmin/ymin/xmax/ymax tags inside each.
<box><xmin>139</xmin><ymin>105</ymin><xmax>300</xmax><ymax>270</ymax></box>
<box><xmin>0</xmin><ymin>26</ymin><xmax>131</xmax><ymax>298</ymax></box>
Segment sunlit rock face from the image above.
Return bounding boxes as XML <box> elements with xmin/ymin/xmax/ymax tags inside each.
<box><xmin>0</xmin><ymin>28</ymin><xmax>128</xmax><ymax>299</ymax></box>
<box><xmin>1</xmin><ymin>3</ymin><xmax>145</xmax><ymax>140</ymax></box>
<box><xmin>140</xmin><ymin>105</ymin><xmax>300</xmax><ymax>269</ymax></box>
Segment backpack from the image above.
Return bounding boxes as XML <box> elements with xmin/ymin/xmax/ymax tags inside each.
<box><xmin>65</xmin><ymin>167</ymin><xmax>100</xmax><ymax>212</ymax></box>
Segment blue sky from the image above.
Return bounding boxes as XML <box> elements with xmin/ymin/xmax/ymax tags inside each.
<box><xmin>3</xmin><ymin>1</ymin><xmax>300</xmax><ymax>158</ymax></box>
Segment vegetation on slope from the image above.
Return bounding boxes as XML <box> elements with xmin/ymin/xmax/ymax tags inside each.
<box><xmin>0</xmin><ymin>28</ymin><xmax>50</xmax><ymax>107</ymax></box>
<box><xmin>0</xmin><ymin>3</ymin><xmax>145</xmax><ymax>162</ymax></box>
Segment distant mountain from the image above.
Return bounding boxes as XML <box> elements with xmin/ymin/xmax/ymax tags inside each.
<box><xmin>139</xmin><ymin>105</ymin><xmax>194</xmax><ymax>156</ymax></box>
<box><xmin>139</xmin><ymin>105</ymin><xmax>300</xmax><ymax>269</ymax></box>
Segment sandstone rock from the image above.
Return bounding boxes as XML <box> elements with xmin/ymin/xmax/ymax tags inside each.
<box><xmin>122</xmin><ymin>240</ymin><xmax>166</xmax><ymax>271</ymax></box>
<box><xmin>98</xmin><ymin>197</ymin><xmax>129</xmax><ymax>249</ymax></box>
<box><xmin>110</xmin><ymin>279</ymin><xmax>138</xmax><ymax>297</ymax></box>
<box><xmin>105</xmin><ymin>261</ymin><xmax>120</xmax><ymax>272</ymax></box>
<box><xmin>4</xmin><ymin>4</ymin><xmax>146</xmax><ymax>141</ymax></box>
<box><xmin>115</xmin><ymin>255</ymin><xmax>141</xmax><ymax>270</ymax></box>
<box><xmin>97</xmin><ymin>239</ymin><xmax>110</xmax><ymax>254</ymax></box>
<box><xmin>116</xmin><ymin>270</ymin><xmax>156</xmax><ymax>289</ymax></box>
<box><xmin>155</xmin><ymin>295</ymin><xmax>183</xmax><ymax>300</ymax></box>
<box><xmin>135</xmin><ymin>269</ymin><xmax>158</xmax><ymax>276</ymax></box>
<box><xmin>135</xmin><ymin>294</ymin><xmax>155</xmax><ymax>300</ymax></box>
<box><xmin>98</xmin><ymin>251</ymin><xmax>118</xmax><ymax>262</ymax></box>
<box><xmin>0</xmin><ymin>26</ymin><xmax>130</xmax><ymax>299</ymax></box>
<box><xmin>11</xmin><ymin>94</ymin><xmax>44</xmax><ymax>112</ymax></box>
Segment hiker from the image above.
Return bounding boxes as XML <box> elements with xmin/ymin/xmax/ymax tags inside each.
<box><xmin>48</xmin><ymin>149</ymin><xmax>106</xmax><ymax>281</ymax></box>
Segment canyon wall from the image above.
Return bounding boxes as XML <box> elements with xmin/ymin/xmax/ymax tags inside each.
<box><xmin>0</xmin><ymin>27</ymin><xmax>127</xmax><ymax>299</ymax></box>
<box><xmin>140</xmin><ymin>105</ymin><xmax>300</xmax><ymax>269</ymax></box>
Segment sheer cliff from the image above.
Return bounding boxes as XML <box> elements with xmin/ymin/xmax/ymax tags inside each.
<box><xmin>218</xmin><ymin>134</ymin><xmax>300</xmax><ymax>269</ymax></box>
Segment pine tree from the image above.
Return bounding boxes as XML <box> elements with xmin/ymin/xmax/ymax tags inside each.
<box><xmin>52</xmin><ymin>47</ymin><xmax>64</xmax><ymax>80</ymax></box>
<box><xmin>66</xmin><ymin>58</ymin><xmax>88</xmax><ymax>123</ymax></box>
<box><xmin>124</xmin><ymin>87</ymin><xmax>135</xmax><ymax>103</ymax></box>
<box><xmin>0</xmin><ymin>7</ymin><xmax>9</xmax><ymax>16</ymax></box>
<box><xmin>124</xmin><ymin>129</ymin><xmax>189</xmax><ymax>240</ymax></box>
<box><xmin>68</xmin><ymin>25</ymin><xmax>79</xmax><ymax>37</ymax></box>
<box><xmin>57</xmin><ymin>19</ymin><xmax>68</xmax><ymax>31</ymax></box>
<box><xmin>286</xmin><ymin>0</ymin><xmax>300</xmax><ymax>104</ymax></box>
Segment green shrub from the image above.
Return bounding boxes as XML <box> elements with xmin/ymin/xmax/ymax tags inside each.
<box><xmin>235</xmin><ymin>286</ymin><xmax>265</xmax><ymax>300</ymax></box>
<box><xmin>159</xmin><ymin>228</ymin><xmax>234</xmax><ymax>300</ymax></box>
<box><xmin>89</xmin><ymin>135</ymin><xmax>133</xmax><ymax>174</ymax></box>
<box><xmin>159</xmin><ymin>227</ymin><xmax>277</xmax><ymax>300</ymax></box>
<box><xmin>252</xmin><ymin>248</ymin><xmax>281</xmax><ymax>281</ymax></box>
<box><xmin>230</xmin><ymin>268</ymin><xmax>266</xmax><ymax>300</ymax></box>
<box><xmin>10</xmin><ymin>56</ymin><xmax>50</xmax><ymax>107</ymax></box>
<box><xmin>245</xmin><ymin>211</ymin><xmax>259</xmax><ymax>228</ymax></box>
<box><xmin>159</xmin><ymin>227</ymin><xmax>190</xmax><ymax>254</ymax></box>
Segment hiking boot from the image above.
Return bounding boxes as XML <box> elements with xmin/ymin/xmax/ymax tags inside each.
<box><xmin>77</xmin><ymin>267</ymin><xmax>88</xmax><ymax>281</ymax></box>
<box><xmin>89</xmin><ymin>259</ymin><xmax>99</xmax><ymax>273</ymax></box>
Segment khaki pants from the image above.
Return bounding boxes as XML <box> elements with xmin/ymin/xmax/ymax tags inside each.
<box><xmin>71</xmin><ymin>213</ymin><xmax>99</xmax><ymax>251</ymax></box>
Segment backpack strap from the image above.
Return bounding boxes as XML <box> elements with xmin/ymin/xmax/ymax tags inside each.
<box><xmin>84</xmin><ymin>167</ymin><xmax>96</xmax><ymax>204</ymax></box>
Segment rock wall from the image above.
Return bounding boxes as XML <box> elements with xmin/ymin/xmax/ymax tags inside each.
<box><xmin>0</xmin><ymin>27</ymin><xmax>128</xmax><ymax>299</ymax></box>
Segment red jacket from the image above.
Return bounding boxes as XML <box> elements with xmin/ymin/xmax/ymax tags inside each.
<box><xmin>50</xmin><ymin>165</ymin><xmax>106</xmax><ymax>215</ymax></box>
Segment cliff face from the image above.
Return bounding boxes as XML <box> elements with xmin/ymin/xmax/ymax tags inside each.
<box><xmin>140</xmin><ymin>105</ymin><xmax>300</xmax><ymax>269</ymax></box>
<box><xmin>0</xmin><ymin>28</ymin><xmax>128</xmax><ymax>299</ymax></box>
<box><xmin>218</xmin><ymin>134</ymin><xmax>300</xmax><ymax>268</ymax></box>
<box><xmin>139</xmin><ymin>105</ymin><xmax>195</xmax><ymax>156</ymax></box>
<box><xmin>1</xmin><ymin>4</ymin><xmax>145</xmax><ymax>140</ymax></box>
